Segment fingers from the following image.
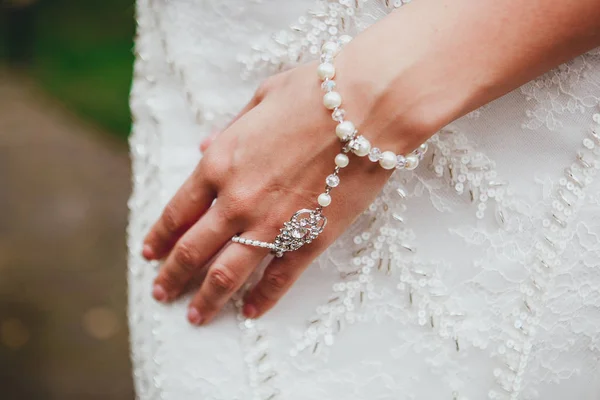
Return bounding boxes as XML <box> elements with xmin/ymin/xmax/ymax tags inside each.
<box><xmin>242</xmin><ymin>250</ymin><xmax>314</xmax><ymax>319</ymax></box>
<box><xmin>152</xmin><ymin>206</ymin><xmax>239</xmax><ymax>302</ymax></box>
<box><xmin>148</xmin><ymin>82</ymin><xmax>269</xmax><ymax>258</ymax></box>
<box><xmin>187</xmin><ymin>232</ymin><xmax>271</xmax><ymax>325</ymax></box>
<box><xmin>143</xmin><ymin>170</ymin><xmax>216</xmax><ymax>260</ymax></box>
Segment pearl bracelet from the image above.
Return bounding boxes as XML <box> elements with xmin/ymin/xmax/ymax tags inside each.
<box><xmin>313</xmin><ymin>34</ymin><xmax>428</xmax><ymax>208</ymax></box>
<box><xmin>232</xmin><ymin>34</ymin><xmax>428</xmax><ymax>257</ymax></box>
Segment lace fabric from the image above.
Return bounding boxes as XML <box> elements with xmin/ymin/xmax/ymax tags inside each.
<box><xmin>521</xmin><ymin>50</ymin><xmax>600</xmax><ymax>131</ymax></box>
<box><xmin>128</xmin><ymin>1</ymin><xmax>600</xmax><ymax>399</ymax></box>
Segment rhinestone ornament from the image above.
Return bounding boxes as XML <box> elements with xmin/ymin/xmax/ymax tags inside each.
<box><xmin>326</xmin><ymin>174</ymin><xmax>340</xmax><ymax>187</ymax></box>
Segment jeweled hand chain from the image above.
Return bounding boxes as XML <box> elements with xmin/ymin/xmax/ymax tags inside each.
<box><xmin>232</xmin><ymin>34</ymin><xmax>429</xmax><ymax>257</ymax></box>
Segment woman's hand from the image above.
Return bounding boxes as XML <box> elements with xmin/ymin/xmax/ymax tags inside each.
<box><xmin>142</xmin><ymin>0</ymin><xmax>600</xmax><ymax>325</ymax></box>
<box><xmin>141</xmin><ymin>57</ymin><xmax>432</xmax><ymax>325</ymax></box>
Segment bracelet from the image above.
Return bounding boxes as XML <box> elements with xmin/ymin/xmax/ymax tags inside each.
<box><xmin>318</xmin><ymin>35</ymin><xmax>428</xmax><ymax>171</ymax></box>
<box><xmin>232</xmin><ymin>34</ymin><xmax>428</xmax><ymax>257</ymax></box>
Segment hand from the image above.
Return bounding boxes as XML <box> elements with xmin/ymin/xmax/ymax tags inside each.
<box><xmin>142</xmin><ymin>0</ymin><xmax>600</xmax><ymax>324</ymax></box>
<box><xmin>141</xmin><ymin>50</ymin><xmax>435</xmax><ymax>325</ymax></box>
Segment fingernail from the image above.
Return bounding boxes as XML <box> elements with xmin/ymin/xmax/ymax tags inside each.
<box><xmin>243</xmin><ymin>303</ymin><xmax>257</xmax><ymax>319</ymax></box>
<box><xmin>187</xmin><ymin>307</ymin><xmax>203</xmax><ymax>325</ymax></box>
<box><xmin>142</xmin><ymin>244</ymin><xmax>155</xmax><ymax>260</ymax></box>
<box><xmin>152</xmin><ymin>284</ymin><xmax>168</xmax><ymax>302</ymax></box>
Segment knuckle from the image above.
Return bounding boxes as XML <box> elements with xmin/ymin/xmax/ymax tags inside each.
<box><xmin>255</xmin><ymin>76</ymin><xmax>277</xmax><ymax>100</ymax></box>
<box><xmin>263</xmin><ymin>268</ymin><xmax>291</xmax><ymax>294</ymax></box>
<box><xmin>227</xmin><ymin>190</ymin><xmax>255</xmax><ymax>212</ymax></box>
<box><xmin>159</xmin><ymin>269</ymin><xmax>179</xmax><ymax>291</ymax></box>
<box><xmin>208</xmin><ymin>264</ymin><xmax>239</xmax><ymax>295</ymax></box>
<box><xmin>216</xmin><ymin>201</ymin><xmax>243</xmax><ymax>225</ymax></box>
<box><xmin>161</xmin><ymin>203</ymin><xmax>181</xmax><ymax>235</ymax></box>
<box><xmin>253</xmin><ymin>286</ymin><xmax>276</xmax><ymax>307</ymax></box>
<box><xmin>173</xmin><ymin>242</ymin><xmax>202</xmax><ymax>272</ymax></box>
<box><xmin>218</xmin><ymin>189</ymin><xmax>257</xmax><ymax>223</ymax></box>
<box><xmin>199</xmin><ymin>152</ymin><xmax>229</xmax><ymax>183</ymax></box>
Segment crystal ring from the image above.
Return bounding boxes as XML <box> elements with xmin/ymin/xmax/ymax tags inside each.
<box><xmin>232</xmin><ymin>209</ymin><xmax>327</xmax><ymax>258</ymax></box>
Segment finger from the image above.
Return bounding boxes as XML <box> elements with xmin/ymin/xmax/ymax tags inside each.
<box><xmin>242</xmin><ymin>250</ymin><xmax>315</xmax><ymax>319</ymax></box>
<box><xmin>187</xmin><ymin>233</ymin><xmax>270</xmax><ymax>325</ymax></box>
<box><xmin>152</xmin><ymin>206</ymin><xmax>239</xmax><ymax>302</ymax></box>
<box><xmin>143</xmin><ymin>169</ymin><xmax>216</xmax><ymax>260</ymax></box>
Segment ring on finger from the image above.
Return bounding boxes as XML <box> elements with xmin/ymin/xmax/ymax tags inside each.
<box><xmin>232</xmin><ymin>208</ymin><xmax>327</xmax><ymax>258</ymax></box>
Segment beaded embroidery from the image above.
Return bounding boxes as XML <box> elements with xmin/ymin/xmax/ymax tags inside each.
<box><xmin>130</xmin><ymin>1</ymin><xmax>600</xmax><ymax>399</ymax></box>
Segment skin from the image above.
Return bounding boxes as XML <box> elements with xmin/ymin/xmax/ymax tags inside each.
<box><xmin>143</xmin><ymin>0</ymin><xmax>600</xmax><ymax>325</ymax></box>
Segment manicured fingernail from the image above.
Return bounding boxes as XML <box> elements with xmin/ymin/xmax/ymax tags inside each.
<box><xmin>152</xmin><ymin>284</ymin><xmax>168</xmax><ymax>302</ymax></box>
<box><xmin>142</xmin><ymin>244</ymin><xmax>155</xmax><ymax>260</ymax></box>
<box><xmin>187</xmin><ymin>307</ymin><xmax>203</xmax><ymax>325</ymax></box>
<box><xmin>243</xmin><ymin>303</ymin><xmax>257</xmax><ymax>319</ymax></box>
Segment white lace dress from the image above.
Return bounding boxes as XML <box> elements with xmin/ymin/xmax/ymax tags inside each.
<box><xmin>127</xmin><ymin>1</ymin><xmax>600</xmax><ymax>399</ymax></box>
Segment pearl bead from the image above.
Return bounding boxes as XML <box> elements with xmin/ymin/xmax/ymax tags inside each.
<box><xmin>318</xmin><ymin>193</ymin><xmax>332</xmax><ymax>207</ymax></box>
<box><xmin>317</xmin><ymin>63</ymin><xmax>335</xmax><ymax>80</ymax></box>
<box><xmin>335</xmin><ymin>121</ymin><xmax>355</xmax><ymax>141</ymax></box>
<box><xmin>379</xmin><ymin>151</ymin><xmax>397</xmax><ymax>170</ymax></box>
<box><xmin>321</xmin><ymin>41</ymin><xmax>339</xmax><ymax>55</ymax></box>
<box><xmin>323</xmin><ymin>92</ymin><xmax>342</xmax><ymax>110</ymax></box>
<box><xmin>338</xmin><ymin>35</ymin><xmax>352</xmax><ymax>46</ymax></box>
<box><xmin>405</xmin><ymin>154</ymin><xmax>419</xmax><ymax>170</ymax></box>
<box><xmin>352</xmin><ymin>136</ymin><xmax>371</xmax><ymax>157</ymax></box>
<box><xmin>335</xmin><ymin>153</ymin><xmax>349</xmax><ymax>168</ymax></box>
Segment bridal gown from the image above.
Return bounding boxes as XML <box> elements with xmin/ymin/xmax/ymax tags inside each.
<box><xmin>127</xmin><ymin>1</ymin><xmax>600</xmax><ymax>399</ymax></box>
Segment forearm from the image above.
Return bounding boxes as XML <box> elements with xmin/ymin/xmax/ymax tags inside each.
<box><xmin>337</xmin><ymin>0</ymin><xmax>600</xmax><ymax>151</ymax></box>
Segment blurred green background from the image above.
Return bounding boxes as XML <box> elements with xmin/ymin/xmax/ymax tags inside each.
<box><xmin>1</xmin><ymin>0</ymin><xmax>136</xmax><ymax>398</ymax></box>
<box><xmin>2</xmin><ymin>0</ymin><xmax>135</xmax><ymax>139</ymax></box>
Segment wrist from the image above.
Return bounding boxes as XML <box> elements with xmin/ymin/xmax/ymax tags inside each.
<box><xmin>315</xmin><ymin>37</ymin><xmax>429</xmax><ymax>173</ymax></box>
<box><xmin>334</xmin><ymin>53</ymin><xmax>457</xmax><ymax>157</ymax></box>
<box><xmin>332</xmin><ymin>2</ymin><xmax>489</xmax><ymax>155</ymax></box>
